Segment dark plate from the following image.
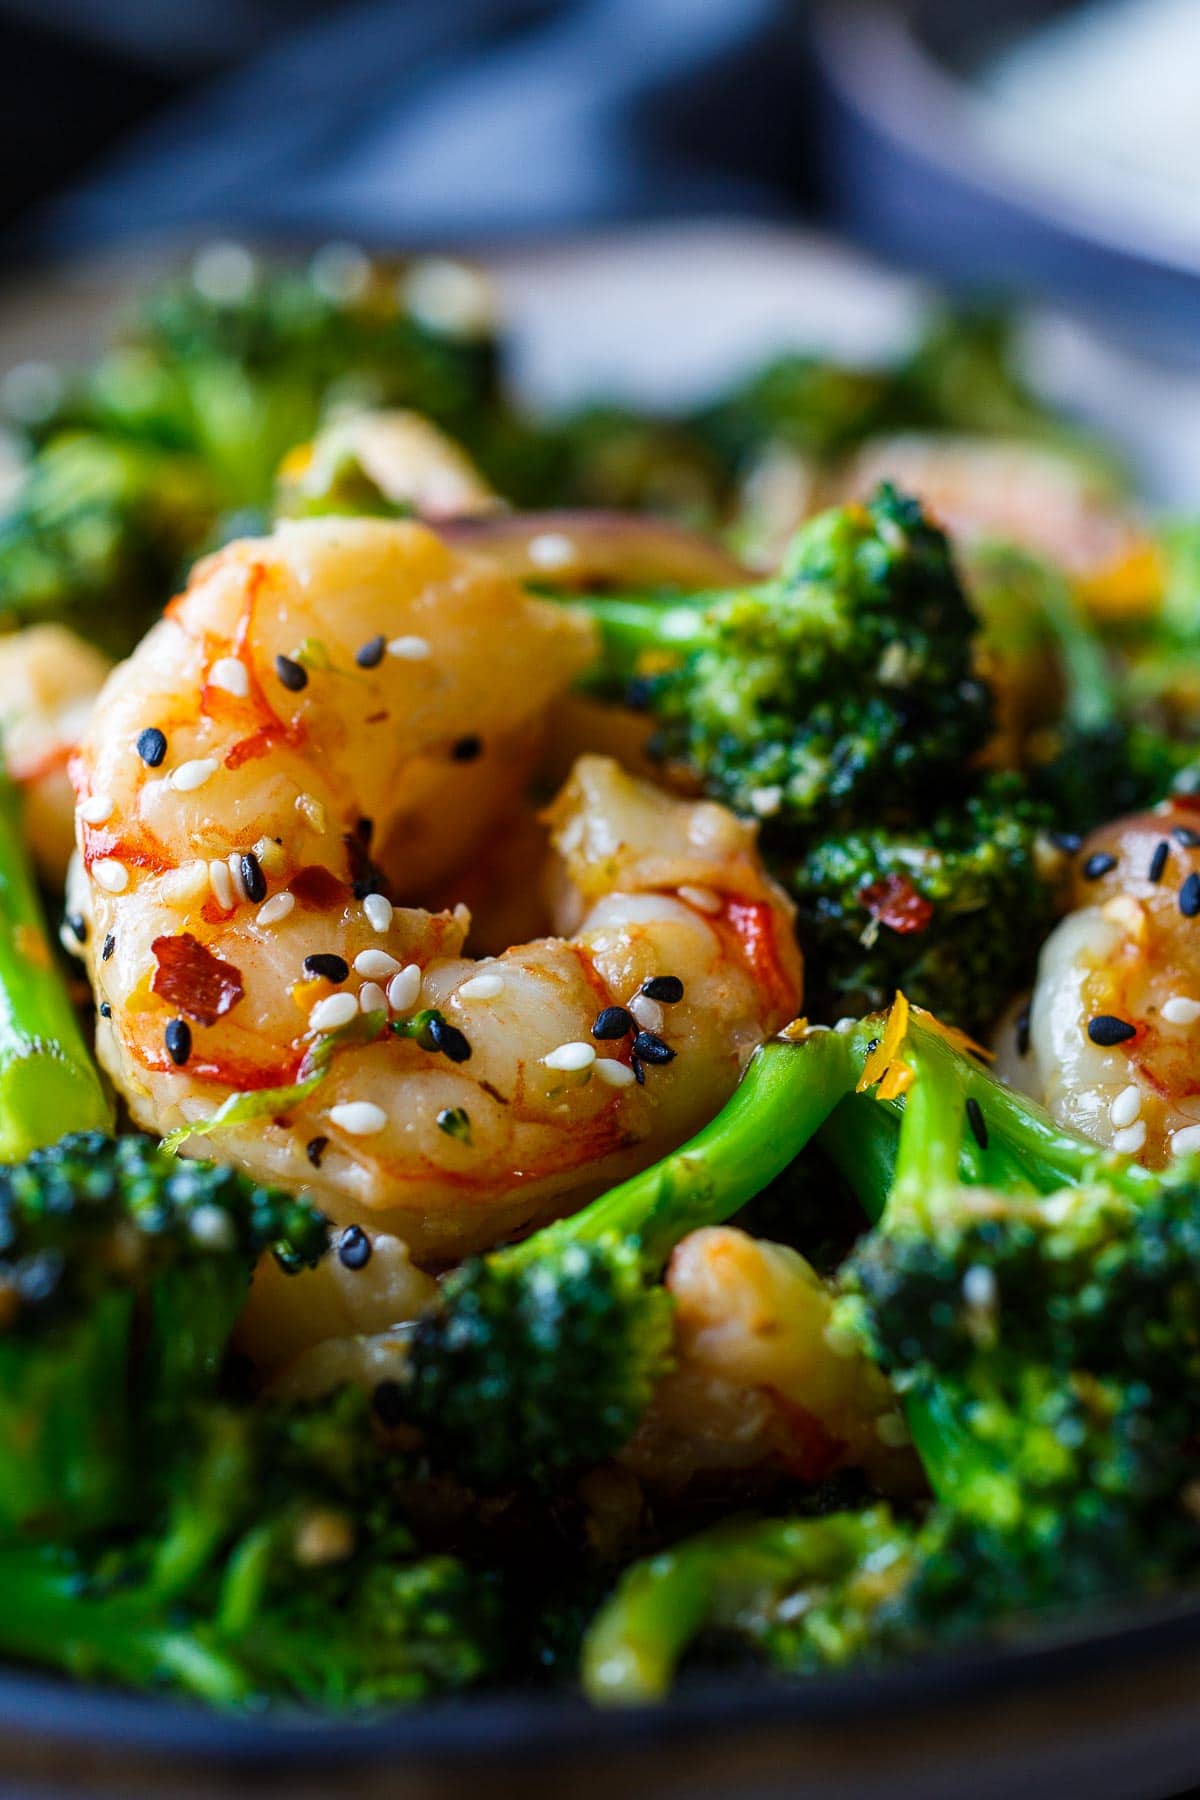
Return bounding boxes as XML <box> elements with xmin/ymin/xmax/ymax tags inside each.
<box><xmin>812</xmin><ymin>0</ymin><xmax>1200</xmax><ymax>361</ymax></box>
<box><xmin>6</xmin><ymin>1587</ymin><xmax>1200</xmax><ymax>1798</ymax></box>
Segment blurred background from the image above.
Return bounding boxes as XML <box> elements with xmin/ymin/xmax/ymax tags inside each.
<box><xmin>0</xmin><ymin>0</ymin><xmax>1197</xmax><ymax>336</ymax></box>
<box><xmin>0</xmin><ymin>0</ymin><xmax>1198</xmax><ymax>492</ymax></box>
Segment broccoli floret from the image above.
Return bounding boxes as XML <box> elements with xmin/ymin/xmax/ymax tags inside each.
<box><xmin>403</xmin><ymin>1027</ymin><xmax>856</xmax><ymax>1492</ymax></box>
<box><xmin>791</xmin><ymin>774</ymin><xmax>1058</xmax><ymax>1033</ymax></box>
<box><xmin>584</xmin><ymin>485</ymin><xmax>991</xmax><ymax>833</ymax></box>
<box><xmin>0</xmin><ymin>434</ymin><xmax>218</xmax><ymax>655</ymax></box>
<box><xmin>0</xmin><ymin>1131</ymin><xmax>328</xmax><ymax>1541</ymax></box>
<box><xmin>0</xmin><ymin>1389</ymin><xmax>504</xmax><ymax>1706</ymax></box>
<box><xmin>582</xmin><ymin>1005</ymin><xmax>1200</xmax><ymax>1700</ymax></box>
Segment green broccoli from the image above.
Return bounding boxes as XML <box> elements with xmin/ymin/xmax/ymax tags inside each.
<box><xmin>1016</xmin><ymin>543</ymin><xmax>1200</xmax><ymax>830</ymax></box>
<box><xmin>0</xmin><ymin>433</ymin><xmax>218</xmax><ymax>654</ymax></box>
<box><xmin>403</xmin><ymin>1026</ymin><xmax>856</xmax><ymax>1492</ymax></box>
<box><xmin>790</xmin><ymin>773</ymin><xmax>1057</xmax><ymax>1033</ymax></box>
<box><xmin>583</xmin><ymin>484</ymin><xmax>992</xmax><ymax>833</ymax></box>
<box><xmin>580</xmin><ymin>1007</ymin><xmax>1200</xmax><ymax>1700</ymax></box>
<box><xmin>0</xmin><ymin>1389</ymin><xmax>504</xmax><ymax>1706</ymax></box>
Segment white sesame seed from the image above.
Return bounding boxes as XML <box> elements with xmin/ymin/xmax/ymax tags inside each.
<box><xmin>92</xmin><ymin>858</ymin><xmax>128</xmax><ymax>893</ymax></box>
<box><xmin>963</xmin><ymin>1265</ymin><xmax>997</xmax><ymax>1309</ymax></box>
<box><xmin>208</xmin><ymin>860</ymin><xmax>235</xmax><ymax>912</ymax></box>
<box><xmin>354</xmin><ymin>948</ymin><xmax>402</xmax><ymax>980</ymax></box>
<box><xmin>310</xmin><ymin>992</ymin><xmax>359</xmax><ymax>1033</ymax></box>
<box><xmin>209</xmin><ymin>657</ymin><xmax>249</xmax><ymax>698</ymax></box>
<box><xmin>386</xmin><ymin>636</ymin><xmax>431</xmax><ymax>661</ymax></box>
<box><xmin>876</xmin><ymin>1412</ymin><xmax>911</xmax><ymax>1448</ymax></box>
<box><xmin>1109</xmin><ymin>1085</ymin><xmax>1142</xmax><ymax>1129</ymax></box>
<box><xmin>543</xmin><ymin>1041</ymin><xmax>596</xmax><ymax>1073</ymax></box>
<box><xmin>1112</xmin><ymin>1120</ymin><xmax>1147</xmax><ymax>1156</ymax></box>
<box><xmin>628</xmin><ymin>994</ymin><xmax>664</xmax><ymax>1033</ymax></box>
<box><xmin>328</xmin><ymin>1101</ymin><xmax>388</xmax><ymax>1137</ymax></box>
<box><xmin>171</xmin><ymin>758</ymin><xmax>219</xmax><ymax>793</ymax></box>
<box><xmin>1163</xmin><ymin>995</ymin><xmax>1200</xmax><ymax>1026</ymax></box>
<box><xmin>359</xmin><ymin>981</ymin><xmax>388</xmax><ymax>1015</ymax></box>
<box><xmin>228</xmin><ymin>852</ymin><xmax>248</xmax><ymax>902</ymax></box>
<box><xmin>748</xmin><ymin>785</ymin><xmax>783</xmax><ymax>818</ymax></box>
<box><xmin>834</xmin><ymin>1017</ymin><xmax>858</xmax><ymax>1035</ymax></box>
<box><xmin>188</xmin><ymin>1204</ymin><xmax>237</xmax><ymax>1251</ymax></box>
<box><xmin>162</xmin><ymin>860</ymin><xmax>209</xmax><ymax>907</ymax></box>
<box><xmin>594</xmin><ymin>1057</ymin><xmax>636</xmax><ymax>1089</ymax></box>
<box><xmin>296</xmin><ymin>792</ymin><xmax>326</xmax><ymax>832</ymax></box>
<box><xmin>527</xmin><ymin>532</ymin><xmax>576</xmax><ymax>571</ymax></box>
<box><xmin>257</xmin><ymin>891</ymin><xmax>295</xmax><ymax>926</ymax></box>
<box><xmin>1172</xmin><ymin>1123</ymin><xmax>1200</xmax><ymax>1158</ymax></box>
<box><xmin>386</xmin><ymin>965</ymin><xmax>422</xmax><ymax>1013</ymax></box>
<box><xmin>363</xmin><ymin>893</ymin><xmax>393</xmax><ymax>933</ymax></box>
<box><xmin>457</xmin><ymin>972</ymin><xmax>505</xmax><ymax>1001</ymax></box>
<box><xmin>79</xmin><ymin>793</ymin><xmax>113</xmax><ymax>825</ymax></box>
<box><xmin>677</xmin><ymin>884</ymin><xmax>723</xmax><ymax>915</ymax></box>
<box><xmin>58</xmin><ymin>920</ymin><xmax>84</xmax><ymax>957</ymax></box>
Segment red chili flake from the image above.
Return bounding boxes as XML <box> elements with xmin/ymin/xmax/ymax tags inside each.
<box><xmin>290</xmin><ymin>865</ymin><xmax>348</xmax><ymax>910</ymax></box>
<box><xmin>151</xmin><ymin>932</ymin><xmax>245</xmax><ymax>1026</ymax></box>
<box><xmin>858</xmin><ymin>875</ymin><xmax>935</xmax><ymax>935</ymax></box>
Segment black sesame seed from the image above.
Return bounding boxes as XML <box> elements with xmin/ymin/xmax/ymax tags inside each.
<box><xmin>1182</xmin><ymin>872</ymin><xmax>1200</xmax><ymax>918</ymax></box>
<box><xmin>632</xmin><ymin>1030</ymin><xmax>675</xmax><ymax>1066</ymax></box>
<box><xmin>642</xmin><ymin>975</ymin><xmax>684</xmax><ymax>1004</ymax></box>
<box><xmin>436</xmin><ymin>1106</ymin><xmax>472</xmax><ymax>1143</ymax></box>
<box><xmin>102</xmin><ymin>932</ymin><xmax>115</xmax><ymax>962</ymax></box>
<box><xmin>372</xmin><ymin>1380</ymin><xmax>407</xmax><ymax>1428</ymax></box>
<box><xmin>98</xmin><ymin>1001</ymin><xmax>112</xmax><ymax>1020</ymax></box>
<box><xmin>1087</xmin><ymin>1014</ymin><xmax>1137</xmax><ymax>1047</ymax></box>
<box><xmin>450</xmin><ymin>734</ymin><xmax>482</xmax><ymax>762</ymax></box>
<box><xmin>1083</xmin><ymin>851</ymin><xmax>1117</xmax><ymax>881</ymax></box>
<box><xmin>136</xmin><ymin>727</ymin><xmax>167</xmax><ymax>767</ymax></box>
<box><xmin>1049</xmin><ymin>830</ymin><xmax>1083</xmax><ymax>854</ymax></box>
<box><xmin>65</xmin><ymin>912</ymin><xmax>87</xmax><ymax>945</ymax></box>
<box><xmin>275</xmin><ymin>653</ymin><xmax>308</xmax><ymax>692</ymax></box>
<box><xmin>428</xmin><ymin>1015</ymin><xmax>472</xmax><ymax>1063</ymax></box>
<box><xmin>337</xmin><ymin>1225</ymin><xmax>372</xmax><ymax>1271</ymax></box>
<box><xmin>965</xmin><ymin>1096</ymin><xmax>988</xmax><ymax>1150</ymax></box>
<box><xmin>1015</xmin><ymin>1002</ymin><xmax>1031</xmax><ymax>1059</ymax></box>
<box><xmin>303</xmin><ymin>953</ymin><xmax>349</xmax><ymax>984</ymax></box>
<box><xmin>164</xmin><ymin>1018</ymin><xmax>192</xmax><ymax>1066</ymax></box>
<box><xmin>1149</xmin><ymin>840</ymin><xmax>1170</xmax><ymax>884</ymax></box>
<box><xmin>631</xmin><ymin>1053</ymin><xmax>646</xmax><ymax>1085</ymax></box>
<box><xmin>1174</xmin><ymin>826</ymin><xmax>1200</xmax><ymax>848</ymax></box>
<box><xmin>355</xmin><ymin>634</ymin><xmax>386</xmax><ymax>670</ymax></box>
<box><xmin>593</xmin><ymin>1005</ymin><xmax>634</xmax><ymax>1040</ymax></box>
<box><xmin>305</xmin><ymin>1135</ymin><xmax>328</xmax><ymax>1169</ymax></box>
<box><xmin>239</xmin><ymin>851</ymin><xmax>267</xmax><ymax>904</ymax></box>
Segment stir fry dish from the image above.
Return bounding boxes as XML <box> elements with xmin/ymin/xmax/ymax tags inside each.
<box><xmin>1</xmin><ymin>247</ymin><xmax>1199</xmax><ymax>1711</ymax></box>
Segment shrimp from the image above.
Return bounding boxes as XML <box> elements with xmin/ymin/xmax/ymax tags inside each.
<box><xmin>69</xmin><ymin>518</ymin><xmax>801</xmax><ymax>1287</ymax></box>
<box><xmin>620</xmin><ymin>1227</ymin><xmax>912</xmax><ymax>1495</ymax></box>
<box><xmin>276</xmin><ymin>409</ymin><xmax>500</xmax><ymax>521</ymax></box>
<box><xmin>0</xmin><ymin>624</ymin><xmax>111</xmax><ymax>886</ymax></box>
<box><xmin>998</xmin><ymin>800</ymin><xmax>1200</xmax><ymax>1165</ymax></box>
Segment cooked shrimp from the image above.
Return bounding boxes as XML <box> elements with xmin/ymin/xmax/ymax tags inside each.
<box><xmin>841</xmin><ymin>435</ymin><xmax>1157</xmax><ymax>620</ymax></box>
<box><xmin>620</xmin><ymin>1227</ymin><xmax>912</xmax><ymax>1495</ymax></box>
<box><xmin>0</xmin><ymin>625</ymin><xmax>111</xmax><ymax>885</ymax></box>
<box><xmin>276</xmin><ymin>409</ymin><xmax>500</xmax><ymax>521</ymax></box>
<box><xmin>70</xmin><ymin>519</ymin><xmax>800</xmax><ymax>1277</ymax></box>
<box><xmin>1000</xmin><ymin>801</ymin><xmax>1200</xmax><ymax>1165</ymax></box>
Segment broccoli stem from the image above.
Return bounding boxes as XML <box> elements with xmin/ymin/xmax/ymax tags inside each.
<box><xmin>577</xmin><ymin>593</ymin><xmax>709</xmax><ymax>684</ymax></box>
<box><xmin>0</xmin><ymin>1547</ymin><xmax>249</xmax><ymax>1704</ymax></box>
<box><xmin>582</xmin><ymin>1508</ymin><xmax>900</xmax><ymax>1704</ymax></box>
<box><xmin>0</xmin><ymin>778</ymin><xmax>111</xmax><ymax>1156</ymax></box>
<box><xmin>504</xmin><ymin>1029</ymin><xmax>856</xmax><ymax>1275</ymax></box>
